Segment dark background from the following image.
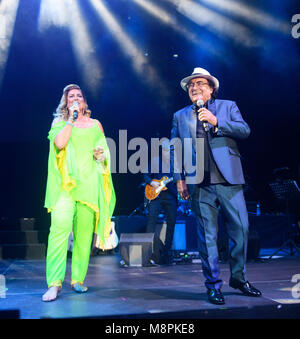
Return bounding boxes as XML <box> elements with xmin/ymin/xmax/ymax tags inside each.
<box><xmin>0</xmin><ymin>0</ymin><xmax>299</xmax><ymax>228</ymax></box>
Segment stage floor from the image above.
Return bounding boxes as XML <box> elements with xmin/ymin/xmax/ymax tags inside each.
<box><xmin>1</xmin><ymin>254</ymin><xmax>300</xmax><ymax>319</ymax></box>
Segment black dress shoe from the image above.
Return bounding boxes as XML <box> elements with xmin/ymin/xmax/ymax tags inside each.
<box><xmin>229</xmin><ymin>279</ymin><xmax>262</xmax><ymax>297</ymax></box>
<box><xmin>207</xmin><ymin>288</ymin><xmax>225</xmax><ymax>305</ymax></box>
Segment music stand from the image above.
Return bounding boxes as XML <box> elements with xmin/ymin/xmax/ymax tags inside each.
<box><xmin>268</xmin><ymin>180</ymin><xmax>300</xmax><ymax>259</ymax></box>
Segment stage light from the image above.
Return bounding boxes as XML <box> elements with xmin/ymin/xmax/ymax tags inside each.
<box><xmin>0</xmin><ymin>0</ymin><xmax>20</xmax><ymax>89</ymax></box>
<box><xmin>168</xmin><ymin>0</ymin><xmax>261</xmax><ymax>47</ymax></box>
<box><xmin>89</xmin><ymin>0</ymin><xmax>170</xmax><ymax>98</ymax></box>
<box><xmin>201</xmin><ymin>0</ymin><xmax>290</xmax><ymax>34</ymax></box>
<box><xmin>38</xmin><ymin>0</ymin><xmax>102</xmax><ymax>96</ymax></box>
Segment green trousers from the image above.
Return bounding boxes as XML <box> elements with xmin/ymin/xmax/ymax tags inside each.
<box><xmin>46</xmin><ymin>191</ymin><xmax>95</xmax><ymax>288</ymax></box>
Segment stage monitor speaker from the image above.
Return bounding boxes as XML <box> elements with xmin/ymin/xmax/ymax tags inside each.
<box><xmin>119</xmin><ymin>233</ymin><xmax>154</xmax><ymax>267</ymax></box>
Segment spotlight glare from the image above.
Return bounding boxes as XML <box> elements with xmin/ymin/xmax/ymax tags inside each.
<box><xmin>133</xmin><ymin>0</ymin><xmax>175</xmax><ymax>26</ymax></box>
<box><xmin>168</xmin><ymin>0</ymin><xmax>261</xmax><ymax>47</ymax></box>
<box><xmin>89</xmin><ymin>0</ymin><xmax>170</xmax><ymax>98</ymax></box>
<box><xmin>0</xmin><ymin>0</ymin><xmax>20</xmax><ymax>89</ymax></box>
<box><xmin>38</xmin><ymin>0</ymin><xmax>102</xmax><ymax>96</ymax></box>
<box><xmin>132</xmin><ymin>0</ymin><xmax>230</xmax><ymax>64</ymax></box>
<box><xmin>38</xmin><ymin>0</ymin><xmax>68</xmax><ymax>31</ymax></box>
<box><xmin>201</xmin><ymin>0</ymin><xmax>290</xmax><ymax>34</ymax></box>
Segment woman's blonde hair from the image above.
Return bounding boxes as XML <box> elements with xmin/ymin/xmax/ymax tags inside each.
<box><xmin>54</xmin><ymin>84</ymin><xmax>91</xmax><ymax>120</ymax></box>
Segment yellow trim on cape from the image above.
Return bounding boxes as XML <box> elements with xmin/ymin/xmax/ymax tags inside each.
<box><xmin>95</xmin><ymin>161</ymin><xmax>114</xmax><ymax>250</ymax></box>
<box><xmin>54</xmin><ymin>147</ymin><xmax>76</xmax><ymax>192</ymax></box>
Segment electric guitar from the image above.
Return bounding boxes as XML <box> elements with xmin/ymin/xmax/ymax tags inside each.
<box><xmin>145</xmin><ymin>176</ymin><xmax>173</xmax><ymax>200</ymax></box>
<box><xmin>71</xmin><ymin>221</ymin><xmax>118</xmax><ymax>252</ymax></box>
<box><xmin>103</xmin><ymin>221</ymin><xmax>118</xmax><ymax>250</ymax></box>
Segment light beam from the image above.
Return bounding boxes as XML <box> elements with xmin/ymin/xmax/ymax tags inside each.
<box><xmin>169</xmin><ymin>0</ymin><xmax>261</xmax><ymax>47</ymax></box>
<box><xmin>201</xmin><ymin>0</ymin><xmax>290</xmax><ymax>34</ymax></box>
<box><xmin>89</xmin><ymin>0</ymin><xmax>170</xmax><ymax>99</ymax></box>
<box><xmin>132</xmin><ymin>0</ymin><xmax>228</xmax><ymax>63</ymax></box>
<box><xmin>0</xmin><ymin>0</ymin><xmax>20</xmax><ymax>89</ymax></box>
<box><xmin>38</xmin><ymin>0</ymin><xmax>102</xmax><ymax>96</ymax></box>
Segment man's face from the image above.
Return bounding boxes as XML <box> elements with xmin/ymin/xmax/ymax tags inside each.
<box><xmin>187</xmin><ymin>77</ymin><xmax>213</xmax><ymax>104</ymax></box>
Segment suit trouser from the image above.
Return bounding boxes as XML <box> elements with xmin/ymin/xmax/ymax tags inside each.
<box><xmin>146</xmin><ymin>191</ymin><xmax>177</xmax><ymax>263</ymax></box>
<box><xmin>46</xmin><ymin>191</ymin><xmax>95</xmax><ymax>288</ymax></box>
<box><xmin>191</xmin><ymin>184</ymin><xmax>249</xmax><ymax>290</ymax></box>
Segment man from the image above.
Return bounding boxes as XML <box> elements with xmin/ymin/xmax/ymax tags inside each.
<box><xmin>144</xmin><ymin>140</ymin><xmax>177</xmax><ymax>265</ymax></box>
<box><xmin>171</xmin><ymin>67</ymin><xmax>261</xmax><ymax>305</ymax></box>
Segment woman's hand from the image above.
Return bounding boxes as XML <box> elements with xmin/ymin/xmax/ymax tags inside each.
<box><xmin>68</xmin><ymin>101</ymin><xmax>79</xmax><ymax>121</ymax></box>
<box><xmin>94</xmin><ymin>146</ymin><xmax>105</xmax><ymax>162</ymax></box>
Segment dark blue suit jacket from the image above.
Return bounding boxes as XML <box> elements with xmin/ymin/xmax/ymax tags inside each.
<box><xmin>171</xmin><ymin>99</ymin><xmax>250</xmax><ymax>187</ymax></box>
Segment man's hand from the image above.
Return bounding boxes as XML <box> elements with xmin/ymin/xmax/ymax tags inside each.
<box><xmin>177</xmin><ymin>179</ymin><xmax>190</xmax><ymax>200</ymax></box>
<box><xmin>198</xmin><ymin>107</ymin><xmax>218</xmax><ymax>126</ymax></box>
<box><xmin>150</xmin><ymin>181</ymin><xmax>160</xmax><ymax>188</ymax></box>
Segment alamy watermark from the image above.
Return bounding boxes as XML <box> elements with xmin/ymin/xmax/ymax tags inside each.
<box><xmin>291</xmin><ymin>274</ymin><xmax>300</xmax><ymax>299</ymax></box>
<box><xmin>101</xmin><ymin>131</ymin><xmax>205</xmax><ymax>185</ymax></box>
<box><xmin>291</xmin><ymin>14</ymin><xmax>300</xmax><ymax>38</ymax></box>
<box><xmin>0</xmin><ymin>274</ymin><xmax>6</xmax><ymax>298</ymax></box>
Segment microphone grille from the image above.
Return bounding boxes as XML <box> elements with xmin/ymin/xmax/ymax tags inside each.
<box><xmin>197</xmin><ymin>99</ymin><xmax>204</xmax><ymax>107</ymax></box>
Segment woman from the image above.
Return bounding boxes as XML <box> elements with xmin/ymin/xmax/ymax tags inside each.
<box><xmin>42</xmin><ymin>84</ymin><xmax>115</xmax><ymax>301</ymax></box>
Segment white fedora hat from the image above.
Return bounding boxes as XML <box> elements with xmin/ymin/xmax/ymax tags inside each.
<box><xmin>180</xmin><ymin>67</ymin><xmax>219</xmax><ymax>91</ymax></box>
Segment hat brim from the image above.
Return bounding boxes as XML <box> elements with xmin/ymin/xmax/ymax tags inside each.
<box><xmin>180</xmin><ymin>74</ymin><xmax>219</xmax><ymax>92</ymax></box>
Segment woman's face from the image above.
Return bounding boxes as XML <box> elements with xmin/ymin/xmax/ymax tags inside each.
<box><xmin>66</xmin><ymin>89</ymin><xmax>85</xmax><ymax>111</ymax></box>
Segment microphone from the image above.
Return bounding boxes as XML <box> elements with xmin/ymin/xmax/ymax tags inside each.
<box><xmin>196</xmin><ymin>99</ymin><xmax>204</xmax><ymax>108</ymax></box>
<box><xmin>196</xmin><ymin>99</ymin><xmax>209</xmax><ymax>132</ymax></box>
<box><xmin>72</xmin><ymin>101</ymin><xmax>79</xmax><ymax>120</ymax></box>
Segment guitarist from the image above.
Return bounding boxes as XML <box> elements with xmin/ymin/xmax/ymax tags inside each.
<box><xmin>144</xmin><ymin>140</ymin><xmax>177</xmax><ymax>265</ymax></box>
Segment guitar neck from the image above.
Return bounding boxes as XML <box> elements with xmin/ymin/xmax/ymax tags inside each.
<box><xmin>164</xmin><ymin>177</ymin><xmax>173</xmax><ymax>185</ymax></box>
